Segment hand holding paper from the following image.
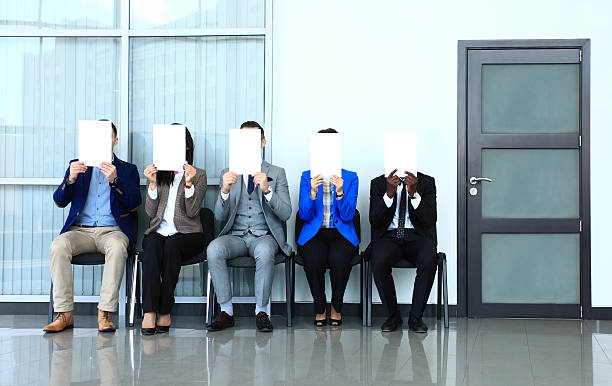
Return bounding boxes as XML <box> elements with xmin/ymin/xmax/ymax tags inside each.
<box><xmin>78</xmin><ymin>120</ymin><xmax>112</xmax><ymax>167</ymax></box>
<box><xmin>229</xmin><ymin>129</ymin><xmax>261</xmax><ymax>175</ymax></box>
<box><xmin>310</xmin><ymin>133</ymin><xmax>342</xmax><ymax>178</ymax></box>
<box><xmin>384</xmin><ymin>132</ymin><xmax>418</xmax><ymax>178</ymax></box>
<box><xmin>153</xmin><ymin>124</ymin><xmax>186</xmax><ymax>171</ymax></box>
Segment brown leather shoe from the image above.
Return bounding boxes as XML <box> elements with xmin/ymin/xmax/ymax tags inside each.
<box><xmin>97</xmin><ymin>309</ymin><xmax>116</xmax><ymax>332</ymax></box>
<box><xmin>43</xmin><ymin>311</ymin><xmax>74</xmax><ymax>333</ymax></box>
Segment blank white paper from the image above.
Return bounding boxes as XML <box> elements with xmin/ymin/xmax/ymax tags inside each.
<box><xmin>229</xmin><ymin>129</ymin><xmax>261</xmax><ymax>175</ymax></box>
<box><xmin>78</xmin><ymin>120</ymin><xmax>112</xmax><ymax>167</ymax></box>
<box><xmin>310</xmin><ymin>133</ymin><xmax>342</xmax><ymax>178</ymax></box>
<box><xmin>153</xmin><ymin>124</ymin><xmax>186</xmax><ymax>171</ymax></box>
<box><xmin>384</xmin><ymin>132</ymin><xmax>418</xmax><ymax>177</ymax></box>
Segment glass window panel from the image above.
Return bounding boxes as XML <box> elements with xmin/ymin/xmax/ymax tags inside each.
<box><xmin>129</xmin><ymin>36</ymin><xmax>265</xmax><ymax>179</ymax></box>
<box><xmin>0</xmin><ymin>37</ymin><xmax>120</xmax><ymax>179</ymax></box>
<box><xmin>0</xmin><ymin>0</ymin><xmax>119</xmax><ymax>29</ymax></box>
<box><xmin>482</xmin><ymin>64</ymin><xmax>579</xmax><ymax>133</ymax></box>
<box><xmin>482</xmin><ymin>234</ymin><xmax>580</xmax><ymax>304</ymax></box>
<box><xmin>0</xmin><ymin>185</ymin><xmax>104</xmax><ymax>296</ymax></box>
<box><xmin>130</xmin><ymin>0</ymin><xmax>265</xmax><ymax>29</ymax></box>
<box><xmin>481</xmin><ymin>149</ymin><xmax>579</xmax><ymax>218</ymax></box>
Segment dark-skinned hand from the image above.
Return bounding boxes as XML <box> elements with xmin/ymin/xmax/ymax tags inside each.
<box><xmin>386</xmin><ymin>169</ymin><xmax>402</xmax><ymax>198</ymax></box>
<box><xmin>404</xmin><ymin>172</ymin><xmax>418</xmax><ymax>196</ymax></box>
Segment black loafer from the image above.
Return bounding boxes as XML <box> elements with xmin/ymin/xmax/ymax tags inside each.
<box><xmin>256</xmin><ymin>312</ymin><xmax>273</xmax><ymax>332</ymax></box>
<box><xmin>381</xmin><ymin>311</ymin><xmax>403</xmax><ymax>332</ymax></box>
<box><xmin>156</xmin><ymin>325</ymin><xmax>170</xmax><ymax>333</ymax></box>
<box><xmin>408</xmin><ymin>315</ymin><xmax>428</xmax><ymax>333</ymax></box>
<box><xmin>207</xmin><ymin>311</ymin><xmax>235</xmax><ymax>332</ymax></box>
<box><xmin>141</xmin><ymin>327</ymin><xmax>156</xmax><ymax>336</ymax></box>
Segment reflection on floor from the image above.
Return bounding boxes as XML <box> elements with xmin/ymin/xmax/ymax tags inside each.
<box><xmin>2</xmin><ymin>315</ymin><xmax>612</xmax><ymax>385</ymax></box>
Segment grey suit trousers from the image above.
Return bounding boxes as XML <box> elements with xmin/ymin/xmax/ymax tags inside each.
<box><xmin>207</xmin><ymin>233</ymin><xmax>279</xmax><ymax>306</ymax></box>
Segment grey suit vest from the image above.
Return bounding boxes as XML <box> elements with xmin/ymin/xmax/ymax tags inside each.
<box><xmin>231</xmin><ymin>185</ymin><xmax>269</xmax><ymax>236</ymax></box>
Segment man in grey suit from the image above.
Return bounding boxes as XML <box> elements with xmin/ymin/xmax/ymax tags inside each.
<box><xmin>207</xmin><ymin>121</ymin><xmax>292</xmax><ymax>332</ymax></box>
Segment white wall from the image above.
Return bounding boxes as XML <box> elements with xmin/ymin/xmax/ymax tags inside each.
<box><xmin>270</xmin><ymin>0</ymin><xmax>612</xmax><ymax>307</ymax></box>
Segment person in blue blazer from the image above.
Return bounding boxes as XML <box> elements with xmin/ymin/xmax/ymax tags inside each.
<box><xmin>44</xmin><ymin>120</ymin><xmax>141</xmax><ymax>334</ymax></box>
<box><xmin>297</xmin><ymin>128</ymin><xmax>359</xmax><ymax>326</ymax></box>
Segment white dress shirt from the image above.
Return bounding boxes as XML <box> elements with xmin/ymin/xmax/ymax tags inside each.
<box><xmin>383</xmin><ymin>183</ymin><xmax>421</xmax><ymax>230</ymax></box>
<box><xmin>148</xmin><ymin>171</ymin><xmax>194</xmax><ymax>236</ymax></box>
<box><xmin>220</xmin><ymin>175</ymin><xmax>274</xmax><ymax>201</ymax></box>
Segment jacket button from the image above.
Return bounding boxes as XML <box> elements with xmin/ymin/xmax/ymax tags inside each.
<box><xmin>248</xmin><ymin>216</ymin><xmax>251</xmax><ymax>219</ymax></box>
<box><xmin>249</xmin><ymin>207</ymin><xmax>252</xmax><ymax>209</ymax></box>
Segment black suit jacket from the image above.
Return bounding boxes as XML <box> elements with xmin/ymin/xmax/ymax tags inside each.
<box><xmin>367</xmin><ymin>172</ymin><xmax>437</xmax><ymax>255</ymax></box>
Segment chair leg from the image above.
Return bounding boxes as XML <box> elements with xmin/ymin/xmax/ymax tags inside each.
<box><xmin>437</xmin><ymin>257</ymin><xmax>443</xmax><ymax>321</ymax></box>
<box><xmin>137</xmin><ymin>260</ymin><xmax>143</xmax><ymax>319</ymax></box>
<box><xmin>443</xmin><ymin>257</ymin><xmax>449</xmax><ymax>328</ymax></box>
<box><xmin>128</xmin><ymin>253</ymin><xmax>139</xmax><ymax>327</ymax></box>
<box><xmin>367</xmin><ymin>260</ymin><xmax>373</xmax><ymax>327</ymax></box>
<box><xmin>206</xmin><ymin>271</ymin><xmax>215</xmax><ymax>326</ymax></box>
<box><xmin>48</xmin><ymin>281</ymin><xmax>54</xmax><ymax>324</ymax></box>
<box><xmin>360</xmin><ymin>256</ymin><xmax>366</xmax><ymax>326</ymax></box>
<box><xmin>285</xmin><ymin>257</ymin><xmax>292</xmax><ymax>327</ymax></box>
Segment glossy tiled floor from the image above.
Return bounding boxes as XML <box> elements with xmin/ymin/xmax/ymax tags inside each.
<box><xmin>2</xmin><ymin>315</ymin><xmax>612</xmax><ymax>385</ymax></box>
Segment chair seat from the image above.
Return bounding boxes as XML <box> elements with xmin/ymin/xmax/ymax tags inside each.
<box><xmin>71</xmin><ymin>253</ymin><xmax>106</xmax><ymax>265</ymax></box>
<box><xmin>181</xmin><ymin>251</ymin><xmax>207</xmax><ymax>267</ymax></box>
<box><xmin>293</xmin><ymin>253</ymin><xmax>362</xmax><ymax>267</ymax></box>
<box><xmin>227</xmin><ymin>253</ymin><xmax>287</xmax><ymax>268</ymax></box>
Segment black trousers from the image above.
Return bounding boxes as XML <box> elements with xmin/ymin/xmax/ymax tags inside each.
<box><xmin>371</xmin><ymin>229</ymin><xmax>437</xmax><ymax>319</ymax></box>
<box><xmin>298</xmin><ymin>228</ymin><xmax>356</xmax><ymax>314</ymax></box>
<box><xmin>142</xmin><ymin>232</ymin><xmax>206</xmax><ymax>314</ymax></box>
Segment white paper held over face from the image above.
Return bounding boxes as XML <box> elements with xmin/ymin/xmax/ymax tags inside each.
<box><xmin>153</xmin><ymin>124</ymin><xmax>186</xmax><ymax>171</ymax></box>
<box><xmin>229</xmin><ymin>129</ymin><xmax>261</xmax><ymax>175</ymax></box>
<box><xmin>384</xmin><ymin>132</ymin><xmax>417</xmax><ymax>177</ymax></box>
<box><xmin>78</xmin><ymin>120</ymin><xmax>112</xmax><ymax>166</ymax></box>
<box><xmin>310</xmin><ymin>133</ymin><xmax>342</xmax><ymax>178</ymax></box>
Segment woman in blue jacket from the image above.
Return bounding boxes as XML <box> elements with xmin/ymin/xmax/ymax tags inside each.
<box><xmin>298</xmin><ymin>129</ymin><xmax>359</xmax><ymax>327</ymax></box>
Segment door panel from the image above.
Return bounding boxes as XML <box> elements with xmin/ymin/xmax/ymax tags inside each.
<box><xmin>466</xmin><ymin>48</ymin><xmax>583</xmax><ymax>318</ymax></box>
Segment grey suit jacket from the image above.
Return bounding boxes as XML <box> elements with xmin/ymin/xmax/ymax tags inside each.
<box><xmin>144</xmin><ymin>167</ymin><xmax>207</xmax><ymax>235</ymax></box>
<box><xmin>214</xmin><ymin>160</ymin><xmax>292</xmax><ymax>256</ymax></box>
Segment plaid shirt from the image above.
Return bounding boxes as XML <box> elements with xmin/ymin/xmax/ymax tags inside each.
<box><xmin>321</xmin><ymin>179</ymin><xmax>335</xmax><ymax>228</ymax></box>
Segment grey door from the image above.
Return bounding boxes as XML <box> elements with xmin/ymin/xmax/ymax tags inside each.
<box><xmin>465</xmin><ymin>46</ymin><xmax>588</xmax><ymax>318</ymax></box>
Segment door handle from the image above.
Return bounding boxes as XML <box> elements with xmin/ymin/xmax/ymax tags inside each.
<box><xmin>469</xmin><ymin>177</ymin><xmax>493</xmax><ymax>185</ymax></box>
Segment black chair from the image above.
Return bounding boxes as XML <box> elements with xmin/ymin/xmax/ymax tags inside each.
<box><xmin>365</xmin><ymin>227</ymin><xmax>449</xmax><ymax>328</ymax></box>
<box><xmin>288</xmin><ymin>209</ymin><xmax>366</xmax><ymax>326</ymax></box>
<box><xmin>47</xmin><ymin>211</ymin><xmax>139</xmax><ymax>325</ymax></box>
<box><xmin>205</xmin><ymin>221</ymin><xmax>293</xmax><ymax>327</ymax></box>
<box><xmin>127</xmin><ymin>208</ymin><xmax>215</xmax><ymax>327</ymax></box>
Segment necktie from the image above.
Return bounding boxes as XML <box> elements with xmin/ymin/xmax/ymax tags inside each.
<box><xmin>396</xmin><ymin>186</ymin><xmax>407</xmax><ymax>239</ymax></box>
<box><xmin>247</xmin><ymin>174</ymin><xmax>255</xmax><ymax>195</ymax></box>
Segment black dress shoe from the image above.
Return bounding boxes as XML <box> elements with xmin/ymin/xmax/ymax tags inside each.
<box><xmin>207</xmin><ymin>311</ymin><xmax>235</xmax><ymax>332</ymax></box>
<box><xmin>156</xmin><ymin>325</ymin><xmax>170</xmax><ymax>333</ymax></box>
<box><xmin>141</xmin><ymin>327</ymin><xmax>156</xmax><ymax>336</ymax></box>
<box><xmin>381</xmin><ymin>311</ymin><xmax>403</xmax><ymax>332</ymax></box>
<box><xmin>255</xmin><ymin>312</ymin><xmax>273</xmax><ymax>332</ymax></box>
<box><xmin>408</xmin><ymin>315</ymin><xmax>428</xmax><ymax>333</ymax></box>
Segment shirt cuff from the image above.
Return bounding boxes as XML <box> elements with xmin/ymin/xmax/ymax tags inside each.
<box><xmin>220</xmin><ymin>191</ymin><xmax>230</xmax><ymax>201</ymax></box>
<box><xmin>263</xmin><ymin>188</ymin><xmax>274</xmax><ymax>201</ymax></box>
<box><xmin>383</xmin><ymin>193</ymin><xmax>394</xmax><ymax>208</ymax></box>
<box><xmin>185</xmin><ymin>185</ymin><xmax>195</xmax><ymax>199</ymax></box>
<box><xmin>410</xmin><ymin>192</ymin><xmax>421</xmax><ymax>209</ymax></box>
<box><xmin>148</xmin><ymin>187</ymin><xmax>158</xmax><ymax>200</ymax></box>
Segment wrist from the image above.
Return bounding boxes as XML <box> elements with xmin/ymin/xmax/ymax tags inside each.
<box><xmin>149</xmin><ymin>182</ymin><xmax>156</xmax><ymax>190</ymax></box>
<box><xmin>336</xmin><ymin>190</ymin><xmax>344</xmax><ymax>196</ymax></box>
<box><xmin>221</xmin><ymin>186</ymin><xmax>230</xmax><ymax>194</ymax></box>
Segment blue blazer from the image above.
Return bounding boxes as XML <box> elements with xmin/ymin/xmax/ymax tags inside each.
<box><xmin>297</xmin><ymin>169</ymin><xmax>359</xmax><ymax>247</ymax></box>
<box><xmin>53</xmin><ymin>155</ymin><xmax>142</xmax><ymax>244</ymax></box>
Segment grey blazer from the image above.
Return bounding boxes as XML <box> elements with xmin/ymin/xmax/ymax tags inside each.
<box><xmin>145</xmin><ymin>167</ymin><xmax>207</xmax><ymax>235</ymax></box>
<box><xmin>214</xmin><ymin>160</ymin><xmax>292</xmax><ymax>256</ymax></box>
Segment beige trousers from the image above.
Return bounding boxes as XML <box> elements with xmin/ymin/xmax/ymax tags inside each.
<box><xmin>49</xmin><ymin>226</ymin><xmax>128</xmax><ymax>312</ymax></box>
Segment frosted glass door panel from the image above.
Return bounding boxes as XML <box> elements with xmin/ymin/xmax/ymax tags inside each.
<box><xmin>482</xmin><ymin>64</ymin><xmax>579</xmax><ymax>133</ymax></box>
<box><xmin>482</xmin><ymin>234</ymin><xmax>580</xmax><ymax>304</ymax></box>
<box><xmin>481</xmin><ymin>149</ymin><xmax>579</xmax><ymax>218</ymax></box>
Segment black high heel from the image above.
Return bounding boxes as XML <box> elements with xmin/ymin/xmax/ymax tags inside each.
<box><xmin>156</xmin><ymin>325</ymin><xmax>170</xmax><ymax>333</ymax></box>
<box><xmin>141</xmin><ymin>327</ymin><xmax>156</xmax><ymax>335</ymax></box>
<box><xmin>329</xmin><ymin>318</ymin><xmax>342</xmax><ymax>326</ymax></box>
<box><xmin>314</xmin><ymin>318</ymin><xmax>327</xmax><ymax>327</ymax></box>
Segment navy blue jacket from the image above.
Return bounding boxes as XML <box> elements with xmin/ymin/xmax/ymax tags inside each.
<box><xmin>53</xmin><ymin>155</ymin><xmax>141</xmax><ymax>243</ymax></box>
<box><xmin>297</xmin><ymin>169</ymin><xmax>359</xmax><ymax>247</ymax></box>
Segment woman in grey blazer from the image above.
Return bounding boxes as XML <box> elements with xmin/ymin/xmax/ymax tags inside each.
<box><xmin>141</xmin><ymin>125</ymin><xmax>207</xmax><ymax>335</ymax></box>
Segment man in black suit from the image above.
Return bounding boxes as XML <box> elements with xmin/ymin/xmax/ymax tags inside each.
<box><xmin>368</xmin><ymin>169</ymin><xmax>437</xmax><ymax>332</ymax></box>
